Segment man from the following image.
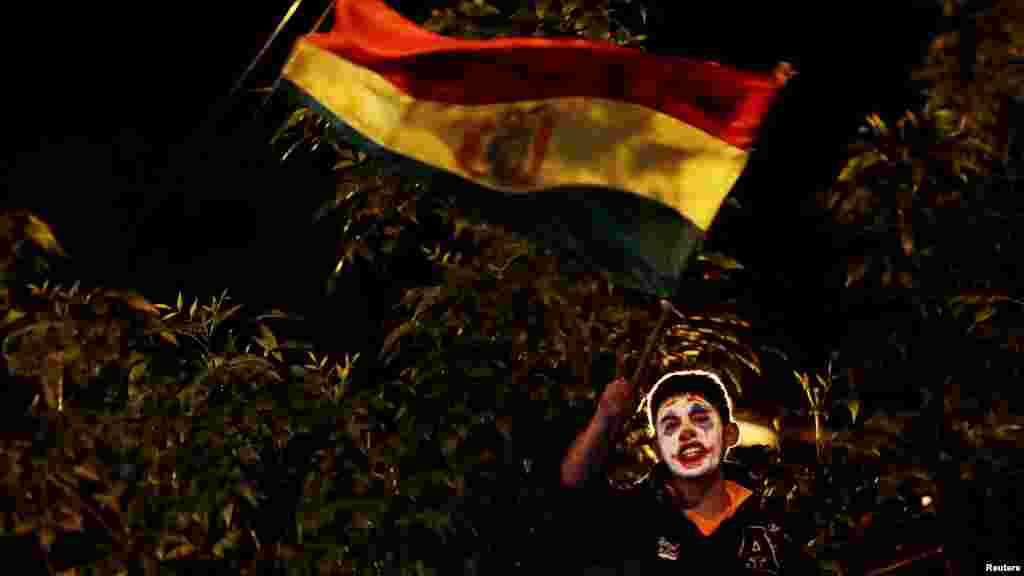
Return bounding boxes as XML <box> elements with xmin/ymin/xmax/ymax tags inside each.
<box><xmin>560</xmin><ymin>352</ymin><xmax>813</xmax><ymax>574</ymax></box>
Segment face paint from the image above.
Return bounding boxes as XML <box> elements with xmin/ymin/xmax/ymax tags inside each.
<box><xmin>656</xmin><ymin>393</ymin><xmax>724</xmax><ymax>478</ymax></box>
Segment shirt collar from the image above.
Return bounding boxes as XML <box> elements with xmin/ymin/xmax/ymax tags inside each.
<box><xmin>646</xmin><ymin>462</ymin><xmax>755</xmax><ymax>536</ymax></box>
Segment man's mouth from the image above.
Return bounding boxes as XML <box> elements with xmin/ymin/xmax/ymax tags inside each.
<box><xmin>675</xmin><ymin>444</ymin><xmax>709</xmax><ymax>464</ymax></box>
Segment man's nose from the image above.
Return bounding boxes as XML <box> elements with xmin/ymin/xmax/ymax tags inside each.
<box><xmin>678</xmin><ymin>426</ymin><xmax>697</xmax><ymax>441</ymax></box>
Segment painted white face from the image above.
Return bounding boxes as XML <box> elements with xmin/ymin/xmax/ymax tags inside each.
<box><xmin>656</xmin><ymin>393</ymin><xmax>724</xmax><ymax>478</ymax></box>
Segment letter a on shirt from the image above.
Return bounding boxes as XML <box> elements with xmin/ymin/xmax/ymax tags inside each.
<box><xmin>738</xmin><ymin>525</ymin><xmax>781</xmax><ymax>574</ymax></box>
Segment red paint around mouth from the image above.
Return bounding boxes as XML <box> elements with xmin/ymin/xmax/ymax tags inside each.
<box><xmin>675</xmin><ymin>447</ymin><xmax>709</xmax><ymax>467</ymax></box>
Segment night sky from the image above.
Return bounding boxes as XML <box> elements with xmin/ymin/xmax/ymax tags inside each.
<box><xmin>6</xmin><ymin>2</ymin><xmax>340</xmax><ymax>304</ymax></box>
<box><xmin>4</xmin><ymin>0</ymin><xmax>943</xmax><ymax>357</ymax></box>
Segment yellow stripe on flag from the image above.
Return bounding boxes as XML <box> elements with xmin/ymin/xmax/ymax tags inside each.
<box><xmin>282</xmin><ymin>39</ymin><xmax>750</xmax><ymax>231</ymax></box>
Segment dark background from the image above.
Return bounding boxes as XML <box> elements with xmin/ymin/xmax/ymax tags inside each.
<box><xmin>4</xmin><ymin>0</ymin><xmax>944</xmax><ymax>357</ymax></box>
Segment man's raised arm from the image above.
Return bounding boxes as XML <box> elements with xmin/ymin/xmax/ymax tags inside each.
<box><xmin>560</xmin><ymin>351</ymin><xmax>642</xmax><ymax>488</ymax></box>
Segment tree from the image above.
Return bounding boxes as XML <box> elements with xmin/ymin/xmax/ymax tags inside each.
<box><xmin>3</xmin><ymin>1</ymin><xmax>1022</xmax><ymax>574</ymax></box>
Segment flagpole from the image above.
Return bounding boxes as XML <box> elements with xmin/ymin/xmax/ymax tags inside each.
<box><xmin>630</xmin><ymin>299</ymin><xmax>675</xmax><ymax>388</ymax></box>
<box><xmin>262</xmin><ymin>0</ymin><xmax>337</xmax><ymax>107</ymax></box>
<box><xmin>225</xmin><ymin>0</ymin><xmax>307</xmax><ymax>107</ymax></box>
<box><xmin>310</xmin><ymin>1</ymin><xmax>337</xmax><ymax>38</ymax></box>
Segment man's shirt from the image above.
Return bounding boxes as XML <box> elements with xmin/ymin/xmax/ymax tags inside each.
<box><xmin>559</xmin><ymin>462</ymin><xmax>814</xmax><ymax>575</ymax></box>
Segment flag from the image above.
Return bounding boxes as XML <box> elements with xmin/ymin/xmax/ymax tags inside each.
<box><xmin>280</xmin><ymin>0</ymin><xmax>790</xmax><ymax>297</ymax></box>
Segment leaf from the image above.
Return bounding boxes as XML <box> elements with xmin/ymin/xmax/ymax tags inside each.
<box><xmin>948</xmin><ymin>292</ymin><xmax>1012</xmax><ymax>307</ymax></box>
<box><xmin>469</xmin><ymin>366</ymin><xmax>494</xmax><ymax>379</ymax></box>
<box><xmin>272</xmin><ymin>109</ymin><xmax>313</xmax><ymax>145</ymax></box>
<box><xmin>260</xmin><ymin>324</ymin><xmax>278</xmax><ymax>347</ymax></box>
<box><xmin>239</xmin><ymin>484</ymin><xmax>260</xmax><ymax>507</ymax></box>
<box><xmin>176</xmin><ymin>292</ymin><xmax>183</xmax><ymax>311</ymax></box>
<box><xmin>845</xmin><ymin>255</ymin><xmax>869</xmax><ymax>287</ymax></box>
<box><xmin>333</xmin><ymin>155</ymin><xmax>361</xmax><ymax>171</ymax></box>
<box><xmin>57</xmin><ymin>508</ymin><xmax>84</xmax><ymax>533</ymax></box>
<box><xmin>847</xmin><ymin>399</ymin><xmax>861</xmax><ymax>424</ymax></box>
<box><xmin>339</xmin><ymin>353</ymin><xmax>359</xmax><ymax>383</ymax></box>
<box><xmin>838</xmin><ymin>151</ymin><xmax>885</xmax><ymax>182</ymax></box>
<box><xmin>118</xmin><ymin>293</ymin><xmax>160</xmax><ymax>315</ymax></box>
<box><xmin>901</xmin><ymin>228</ymin><xmax>914</xmax><ymax>257</ymax></box>
<box><xmin>641</xmin><ymin>445</ymin><xmax>657</xmax><ymax>462</ymax></box>
<box><xmin>25</xmin><ymin>214</ymin><xmax>67</xmax><ymax>257</ymax></box>
<box><xmin>868</xmin><ymin>113</ymin><xmax>889</xmax><ymax>135</ymax></box>
<box><xmin>188</xmin><ymin>298</ymin><xmax>198</xmax><ymax>321</ymax></box>
<box><xmin>219</xmin><ymin>304</ymin><xmax>243</xmax><ymax>323</ymax></box>
<box><xmin>974</xmin><ymin>306</ymin><xmax>996</xmax><ymax>324</ymax></box>
<box><xmin>159</xmin><ymin>332</ymin><xmax>179</xmax><ymax>346</ymax></box>
<box><xmin>38</xmin><ymin>526</ymin><xmax>56</xmax><ymax>550</ymax></box>
<box><xmin>165</xmin><ymin>542</ymin><xmax>197</xmax><ymax>560</ymax></box>
<box><xmin>212</xmin><ymin>530</ymin><xmax>242</xmax><ymax>557</ymax></box>
<box><xmin>2</xmin><ymin>308</ymin><xmax>26</xmax><ymax>325</ymax></box>
<box><xmin>73</xmin><ymin>463</ymin><xmax>101</xmax><ymax>482</ymax></box>
<box><xmin>14</xmin><ymin>520</ymin><xmax>36</xmax><ymax>536</ymax></box>
<box><xmin>379</xmin><ymin>322</ymin><xmax>414</xmax><ymax>362</ymax></box>
<box><xmin>897</xmin><ymin>271</ymin><xmax>914</xmax><ymax>288</ymax></box>
<box><xmin>95</xmin><ymin>482</ymin><xmax>127</xmax><ymax>515</ymax></box>
<box><xmin>696</xmin><ymin>252</ymin><xmax>744</xmax><ymax>270</ymax></box>
<box><xmin>255</xmin><ymin>324</ymin><xmax>280</xmax><ymax>360</ymax></box>
<box><xmin>222</xmin><ymin>502</ymin><xmax>234</xmax><ymax>528</ymax></box>
<box><xmin>458</xmin><ymin>0</ymin><xmax>500</xmax><ymax>17</ymax></box>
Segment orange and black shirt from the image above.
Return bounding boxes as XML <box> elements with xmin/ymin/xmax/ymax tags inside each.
<box><xmin>559</xmin><ymin>462</ymin><xmax>814</xmax><ymax>575</ymax></box>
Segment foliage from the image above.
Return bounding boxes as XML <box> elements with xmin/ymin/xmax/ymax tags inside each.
<box><xmin>0</xmin><ymin>213</ymin><xmax>377</xmax><ymax>574</ymax></box>
<box><xmin>914</xmin><ymin>0</ymin><xmax>1024</xmax><ymax>157</ymax></box>
<box><xmin>818</xmin><ymin>0</ymin><xmax>1021</xmax><ymax>291</ymax></box>
<box><xmin>799</xmin><ymin>1</ymin><xmax>1024</xmax><ymax>568</ymax></box>
<box><xmin>4</xmin><ymin>0</ymin><xmax>1023</xmax><ymax>574</ymax></box>
<box><xmin>270</xmin><ymin>0</ymin><xmax>1024</xmax><ymax>572</ymax></box>
<box><xmin>1</xmin><ymin>3</ymin><xmax>662</xmax><ymax>573</ymax></box>
<box><xmin>420</xmin><ymin>0</ymin><xmax>648</xmax><ymax>47</ymax></box>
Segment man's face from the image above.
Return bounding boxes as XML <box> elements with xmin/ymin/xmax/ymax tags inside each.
<box><xmin>656</xmin><ymin>393</ymin><xmax>726</xmax><ymax>478</ymax></box>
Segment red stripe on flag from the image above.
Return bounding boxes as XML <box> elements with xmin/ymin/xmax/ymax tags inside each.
<box><xmin>304</xmin><ymin>0</ymin><xmax>787</xmax><ymax>150</ymax></box>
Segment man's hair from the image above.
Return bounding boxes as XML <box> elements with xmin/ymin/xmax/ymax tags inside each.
<box><xmin>645</xmin><ymin>369</ymin><xmax>734</xmax><ymax>434</ymax></box>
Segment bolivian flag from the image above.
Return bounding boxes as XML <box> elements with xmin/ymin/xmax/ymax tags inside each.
<box><xmin>280</xmin><ymin>0</ymin><xmax>791</xmax><ymax>297</ymax></box>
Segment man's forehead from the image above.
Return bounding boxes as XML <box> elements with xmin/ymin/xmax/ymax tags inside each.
<box><xmin>659</xmin><ymin>393</ymin><xmax>712</xmax><ymax>413</ymax></box>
